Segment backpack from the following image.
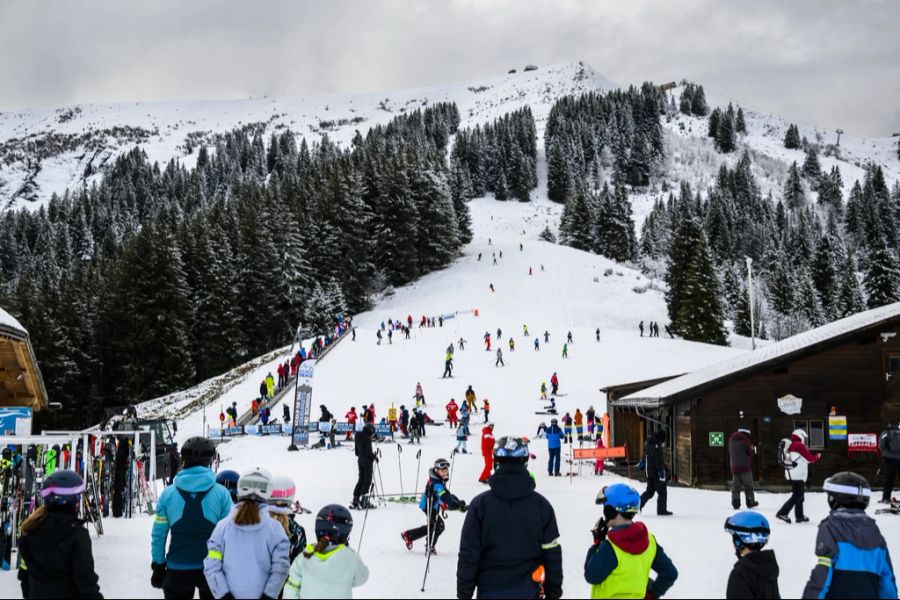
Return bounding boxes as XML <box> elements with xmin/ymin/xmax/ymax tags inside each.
<box><xmin>777</xmin><ymin>438</ymin><xmax>797</xmax><ymax>469</ymax></box>
<box><xmin>888</xmin><ymin>429</ymin><xmax>900</xmax><ymax>453</ymax></box>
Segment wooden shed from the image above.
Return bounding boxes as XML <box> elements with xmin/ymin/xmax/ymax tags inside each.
<box><xmin>608</xmin><ymin>303</ymin><xmax>900</xmax><ymax>489</ymax></box>
<box><xmin>0</xmin><ymin>307</ymin><xmax>49</xmax><ymax>412</ymax></box>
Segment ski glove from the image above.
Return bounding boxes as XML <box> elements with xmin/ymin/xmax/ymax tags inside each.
<box><xmin>150</xmin><ymin>562</ymin><xmax>166</xmax><ymax>589</ymax></box>
<box><xmin>591</xmin><ymin>518</ymin><xmax>608</xmax><ymax>546</ymax></box>
<box><xmin>458</xmin><ymin>500</ymin><xmax>467</xmax><ymax>513</ymax></box>
<box><xmin>658</xmin><ymin>468</ymin><xmax>668</xmax><ymax>482</ymax></box>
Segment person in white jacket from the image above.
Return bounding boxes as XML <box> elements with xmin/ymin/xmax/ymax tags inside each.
<box><xmin>204</xmin><ymin>468</ymin><xmax>290</xmax><ymax>599</ymax></box>
<box><xmin>776</xmin><ymin>429</ymin><xmax>821</xmax><ymax>524</ymax></box>
<box><xmin>283</xmin><ymin>504</ymin><xmax>369</xmax><ymax>599</ymax></box>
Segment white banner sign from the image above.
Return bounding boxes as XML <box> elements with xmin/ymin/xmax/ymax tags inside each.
<box><xmin>777</xmin><ymin>393</ymin><xmax>803</xmax><ymax>415</ymax></box>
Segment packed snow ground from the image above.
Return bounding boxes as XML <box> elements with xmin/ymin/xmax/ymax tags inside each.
<box><xmin>5</xmin><ymin>193</ymin><xmax>899</xmax><ymax>599</ymax></box>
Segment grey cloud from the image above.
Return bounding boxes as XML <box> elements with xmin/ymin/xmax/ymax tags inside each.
<box><xmin>0</xmin><ymin>0</ymin><xmax>897</xmax><ymax>136</ymax></box>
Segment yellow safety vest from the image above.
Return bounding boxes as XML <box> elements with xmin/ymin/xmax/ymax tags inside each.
<box><xmin>591</xmin><ymin>534</ymin><xmax>657</xmax><ymax>599</ymax></box>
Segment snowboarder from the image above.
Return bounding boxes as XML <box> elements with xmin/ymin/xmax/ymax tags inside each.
<box><xmin>585</xmin><ymin>484</ymin><xmax>678</xmax><ymax>598</ymax></box>
<box><xmin>400</xmin><ymin>459</ymin><xmax>466</xmax><ymax>554</ymax></box>
<box><xmin>152</xmin><ymin>437</ymin><xmax>233</xmax><ymax>598</ymax></box>
<box><xmin>775</xmin><ymin>428</ymin><xmax>820</xmax><ymax>524</ymax></box>
<box><xmin>878</xmin><ymin>421</ymin><xmax>900</xmax><ymax>503</ymax></box>
<box><xmin>465</xmin><ymin>385</ymin><xmax>478</xmax><ymax>413</ymax></box>
<box><xmin>478</xmin><ymin>423</ymin><xmax>496</xmax><ymax>483</ymax></box>
<box><xmin>458</xmin><ymin>437</ymin><xmax>563</xmax><ymax>600</ymax></box>
<box><xmin>455</xmin><ymin>423</ymin><xmax>469</xmax><ymax>454</ymax></box>
<box><xmin>495</xmin><ymin>347</ymin><xmax>504</xmax><ymax>367</ymax></box>
<box><xmin>802</xmin><ymin>472</ymin><xmax>896</xmax><ymax>599</ymax></box>
<box><xmin>562</xmin><ymin>343</ymin><xmax>568</xmax><ymax>359</ymax></box>
<box><xmin>546</xmin><ymin>419</ymin><xmax>563</xmax><ymax>477</ymax></box>
<box><xmin>550</xmin><ymin>372</ymin><xmax>559</xmax><ymax>395</ymax></box>
<box><xmin>729</xmin><ymin>427</ymin><xmax>758</xmax><ymax>509</ymax></box>
<box><xmin>204</xmin><ymin>469</ymin><xmax>290</xmax><ymax>600</ymax></box>
<box><xmin>724</xmin><ymin>511</ymin><xmax>780</xmax><ymax>599</ymax></box>
<box><xmin>351</xmin><ymin>424</ymin><xmax>378</xmax><ymax>510</ymax></box>
<box><xmin>639</xmin><ymin>431</ymin><xmax>673</xmax><ymax>516</ymax></box>
<box><xmin>509</xmin><ymin>337</ymin><xmax>515</xmax><ymax>351</ymax></box>
<box><xmin>17</xmin><ymin>470</ymin><xmax>102</xmax><ymax>599</ymax></box>
<box><xmin>283</xmin><ymin>505</ymin><xmax>369</xmax><ymax>599</ymax></box>
<box><xmin>446</xmin><ymin>398</ymin><xmax>460</xmax><ymax>428</ymax></box>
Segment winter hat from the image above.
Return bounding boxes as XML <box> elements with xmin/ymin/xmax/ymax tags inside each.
<box><xmin>269</xmin><ymin>475</ymin><xmax>297</xmax><ymax>515</ymax></box>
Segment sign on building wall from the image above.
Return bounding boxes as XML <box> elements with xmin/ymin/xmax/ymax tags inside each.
<box><xmin>777</xmin><ymin>393</ymin><xmax>803</xmax><ymax>415</ymax></box>
<box><xmin>847</xmin><ymin>433</ymin><xmax>878</xmax><ymax>454</ymax></box>
<box><xmin>828</xmin><ymin>415</ymin><xmax>848</xmax><ymax>440</ymax></box>
<box><xmin>0</xmin><ymin>407</ymin><xmax>32</xmax><ymax>436</ymax></box>
<box><xmin>709</xmin><ymin>431</ymin><xmax>724</xmax><ymax>447</ymax></box>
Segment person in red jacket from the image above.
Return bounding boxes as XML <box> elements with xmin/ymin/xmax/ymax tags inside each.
<box><xmin>776</xmin><ymin>429</ymin><xmax>821</xmax><ymax>524</ymax></box>
<box><xmin>368</xmin><ymin>404</ymin><xmax>376</xmax><ymax>424</ymax></box>
<box><xmin>446</xmin><ymin>399</ymin><xmax>460</xmax><ymax>428</ymax></box>
<box><xmin>478</xmin><ymin>424</ymin><xmax>496</xmax><ymax>483</ymax></box>
<box><xmin>345</xmin><ymin>407</ymin><xmax>358</xmax><ymax>441</ymax></box>
<box><xmin>550</xmin><ymin>372</ymin><xmax>560</xmax><ymax>395</ymax></box>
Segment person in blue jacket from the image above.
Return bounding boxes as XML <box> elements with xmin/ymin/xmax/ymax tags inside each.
<box><xmin>546</xmin><ymin>418</ymin><xmax>563</xmax><ymax>477</ymax></box>
<box><xmin>151</xmin><ymin>437</ymin><xmax>233</xmax><ymax>599</ymax></box>
<box><xmin>802</xmin><ymin>471</ymin><xmax>897</xmax><ymax>599</ymax></box>
<box><xmin>457</xmin><ymin>436</ymin><xmax>563</xmax><ymax>600</ymax></box>
<box><xmin>401</xmin><ymin>458</ymin><xmax>466</xmax><ymax>554</ymax></box>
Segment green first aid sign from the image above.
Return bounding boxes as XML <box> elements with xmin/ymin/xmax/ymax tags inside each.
<box><xmin>709</xmin><ymin>431</ymin><xmax>725</xmax><ymax>447</ymax></box>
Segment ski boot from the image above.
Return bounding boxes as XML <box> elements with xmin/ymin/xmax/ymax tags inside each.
<box><xmin>774</xmin><ymin>513</ymin><xmax>791</xmax><ymax>524</ymax></box>
<box><xmin>401</xmin><ymin>531</ymin><xmax>413</xmax><ymax>550</ymax></box>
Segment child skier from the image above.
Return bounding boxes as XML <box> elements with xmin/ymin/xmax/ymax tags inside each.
<box><xmin>541</xmin><ymin>382</ymin><xmax>548</xmax><ymax>400</ymax></box>
<box><xmin>562</xmin><ymin>412</ymin><xmax>573</xmax><ymax>444</ymax></box>
<box><xmin>594</xmin><ymin>437</ymin><xmax>606</xmax><ymax>476</ymax></box>
<box><xmin>483</xmin><ymin>398</ymin><xmax>491</xmax><ymax>423</ymax></box>
<box><xmin>204</xmin><ymin>468</ymin><xmax>290</xmax><ymax>599</ymax></box>
<box><xmin>534</xmin><ymin>338</ymin><xmax>540</xmax><ymax>351</ymax></box>
<box><xmin>446</xmin><ymin>398</ymin><xmax>460</xmax><ymax>428</ymax></box>
<box><xmin>584</xmin><ymin>483</ymin><xmax>678</xmax><ymax>598</ymax></box>
<box><xmin>401</xmin><ymin>459</ymin><xmax>467</xmax><ymax>554</ymax></box>
<box><xmin>586</xmin><ymin>406</ymin><xmax>597</xmax><ymax>439</ymax></box>
<box><xmin>802</xmin><ymin>472</ymin><xmax>897</xmax><ymax>599</ymax></box>
<box><xmin>283</xmin><ymin>505</ymin><xmax>369</xmax><ymax>599</ymax></box>
<box><xmin>723</xmin><ymin>511</ymin><xmax>780</xmax><ymax>599</ymax></box>
<box><xmin>17</xmin><ymin>470</ymin><xmax>102</xmax><ymax>599</ymax></box>
<box><xmin>575</xmin><ymin>409</ymin><xmax>584</xmax><ymax>440</ymax></box>
<box><xmin>270</xmin><ymin>476</ymin><xmax>308</xmax><ymax>563</ymax></box>
<box><xmin>456</xmin><ymin>422</ymin><xmax>469</xmax><ymax>454</ymax></box>
<box><xmin>465</xmin><ymin>385</ymin><xmax>478</xmax><ymax>413</ymax></box>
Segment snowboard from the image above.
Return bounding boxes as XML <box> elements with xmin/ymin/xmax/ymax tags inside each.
<box><xmin>535</xmin><ymin>412</ymin><xmax>559</xmax><ymax>415</ymax></box>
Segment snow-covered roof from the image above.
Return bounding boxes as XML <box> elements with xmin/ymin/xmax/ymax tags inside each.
<box><xmin>0</xmin><ymin>307</ymin><xmax>26</xmax><ymax>338</ymax></box>
<box><xmin>617</xmin><ymin>302</ymin><xmax>900</xmax><ymax>407</ymax></box>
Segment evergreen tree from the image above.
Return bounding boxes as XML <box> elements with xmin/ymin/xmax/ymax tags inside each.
<box><xmin>735</xmin><ymin>107</ymin><xmax>747</xmax><ymax>134</ymax></box>
<box><xmin>802</xmin><ymin>146</ymin><xmax>822</xmax><ymax>187</ymax></box>
<box><xmin>708</xmin><ymin>109</ymin><xmax>721</xmax><ymax>139</ymax></box>
<box><xmin>864</xmin><ymin>234</ymin><xmax>900</xmax><ymax>308</ymax></box>
<box><xmin>811</xmin><ymin>235</ymin><xmax>838</xmax><ymax>318</ymax></box>
<box><xmin>691</xmin><ymin>85</ymin><xmax>709</xmax><ymax>116</ymax></box>
<box><xmin>449</xmin><ymin>159</ymin><xmax>474</xmax><ymax>244</ymax></box>
<box><xmin>715</xmin><ymin>113</ymin><xmax>736</xmax><ymax>153</ymax></box>
<box><xmin>560</xmin><ymin>184</ymin><xmax>595</xmax><ymax>251</ymax></box>
<box><xmin>784</xmin><ymin>124</ymin><xmax>801</xmax><ymax>149</ymax></box>
<box><xmin>836</xmin><ymin>254</ymin><xmax>866</xmax><ymax>317</ymax></box>
<box><xmin>783</xmin><ymin>162</ymin><xmax>806</xmax><ymax>210</ymax></box>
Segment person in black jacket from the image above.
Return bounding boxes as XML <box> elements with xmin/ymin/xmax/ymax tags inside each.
<box><xmin>724</xmin><ymin>511</ymin><xmax>780</xmax><ymax>599</ymax></box>
<box><xmin>639</xmin><ymin>430</ymin><xmax>673</xmax><ymax>516</ymax></box>
<box><xmin>17</xmin><ymin>470</ymin><xmax>102</xmax><ymax>599</ymax></box>
<box><xmin>402</xmin><ymin>458</ymin><xmax>465</xmax><ymax>555</ymax></box>
<box><xmin>352</xmin><ymin>423</ymin><xmax>378</xmax><ymax>510</ymax></box>
<box><xmin>319</xmin><ymin>404</ymin><xmax>333</xmax><ymax>423</ymax></box>
<box><xmin>457</xmin><ymin>437</ymin><xmax>563</xmax><ymax>600</ymax></box>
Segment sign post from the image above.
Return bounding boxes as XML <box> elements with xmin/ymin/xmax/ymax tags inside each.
<box><xmin>289</xmin><ymin>359</ymin><xmax>316</xmax><ymax>451</ymax></box>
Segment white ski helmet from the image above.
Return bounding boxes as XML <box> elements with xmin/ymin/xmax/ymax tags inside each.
<box><xmin>792</xmin><ymin>429</ymin><xmax>808</xmax><ymax>442</ymax></box>
<box><xmin>269</xmin><ymin>475</ymin><xmax>296</xmax><ymax>514</ymax></box>
<box><xmin>237</xmin><ymin>467</ymin><xmax>274</xmax><ymax>503</ymax></box>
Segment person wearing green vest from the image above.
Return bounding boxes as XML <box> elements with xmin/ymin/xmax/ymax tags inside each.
<box><xmin>584</xmin><ymin>483</ymin><xmax>678</xmax><ymax>599</ymax></box>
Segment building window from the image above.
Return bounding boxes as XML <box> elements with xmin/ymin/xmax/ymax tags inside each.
<box><xmin>792</xmin><ymin>419</ymin><xmax>825</xmax><ymax>450</ymax></box>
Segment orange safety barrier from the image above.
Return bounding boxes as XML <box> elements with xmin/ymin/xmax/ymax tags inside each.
<box><xmin>573</xmin><ymin>446</ymin><xmax>627</xmax><ymax>460</ymax></box>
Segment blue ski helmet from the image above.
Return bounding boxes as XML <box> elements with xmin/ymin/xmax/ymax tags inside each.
<box><xmin>215</xmin><ymin>470</ymin><xmax>240</xmax><ymax>502</ymax></box>
<box><xmin>596</xmin><ymin>483</ymin><xmax>640</xmax><ymax>515</ymax></box>
<box><xmin>494</xmin><ymin>436</ymin><xmax>529</xmax><ymax>464</ymax></box>
<box><xmin>42</xmin><ymin>470</ymin><xmax>85</xmax><ymax>507</ymax></box>
<box><xmin>315</xmin><ymin>504</ymin><xmax>353</xmax><ymax>544</ymax></box>
<box><xmin>724</xmin><ymin>511</ymin><xmax>770</xmax><ymax>550</ymax></box>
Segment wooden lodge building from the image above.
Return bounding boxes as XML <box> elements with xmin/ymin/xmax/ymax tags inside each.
<box><xmin>605</xmin><ymin>303</ymin><xmax>900</xmax><ymax>489</ymax></box>
<box><xmin>0</xmin><ymin>307</ymin><xmax>48</xmax><ymax>413</ymax></box>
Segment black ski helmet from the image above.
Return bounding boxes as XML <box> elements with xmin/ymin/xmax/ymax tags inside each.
<box><xmin>1</xmin><ymin>447</ymin><xmax>11</xmax><ymax>460</ymax></box>
<box><xmin>824</xmin><ymin>471</ymin><xmax>871</xmax><ymax>510</ymax></box>
<box><xmin>315</xmin><ymin>504</ymin><xmax>353</xmax><ymax>544</ymax></box>
<box><xmin>215</xmin><ymin>469</ymin><xmax>240</xmax><ymax>502</ymax></box>
<box><xmin>430</xmin><ymin>458</ymin><xmax>451</xmax><ymax>481</ymax></box>
<box><xmin>181</xmin><ymin>437</ymin><xmax>216</xmax><ymax>468</ymax></box>
<box><xmin>42</xmin><ymin>470</ymin><xmax>85</xmax><ymax>507</ymax></box>
<box><xmin>363</xmin><ymin>423</ymin><xmax>375</xmax><ymax>436</ymax></box>
<box><xmin>494</xmin><ymin>436</ymin><xmax>529</xmax><ymax>464</ymax></box>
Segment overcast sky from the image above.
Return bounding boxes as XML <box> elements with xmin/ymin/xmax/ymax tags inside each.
<box><xmin>1</xmin><ymin>0</ymin><xmax>897</xmax><ymax>136</ymax></box>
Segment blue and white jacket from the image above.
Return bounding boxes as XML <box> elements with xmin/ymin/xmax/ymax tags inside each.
<box><xmin>151</xmin><ymin>466</ymin><xmax>233</xmax><ymax>569</ymax></box>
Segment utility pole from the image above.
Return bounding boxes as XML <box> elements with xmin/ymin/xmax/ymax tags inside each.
<box><xmin>746</xmin><ymin>257</ymin><xmax>756</xmax><ymax>350</ymax></box>
<box><xmin>835</xmin><ymin>128</ymin><xmax>844</xmax><ymax>147</ymax></box>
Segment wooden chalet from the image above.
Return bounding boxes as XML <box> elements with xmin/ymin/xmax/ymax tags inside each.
<box><xmin>0</xmin><ymin>307</ymin><xmax>48</xmax><ymax>412</ymax></box>
<box><xmin>607</xmin><ymin>303</ymin><xmax>900</xmax><ymax>489</ymax></box>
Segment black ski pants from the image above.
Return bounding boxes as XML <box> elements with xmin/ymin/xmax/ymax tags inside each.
<box><xmin>163</xmin><ymin>569</ymin><xmax>213</xmax><ymax>600</ymax></box>
<box><xmin>405</xmin><ymin>511</ymin><xmax>445</xmax><ymax>548</ymax></box>
<box><xmin>778</xmin><ymin>480</ymin><xmax>806</xmax><ymax>520</ymax></box>
<box><xmin>882</xmin><ymin>458</ymin><xmax>899</xmax><ymax>502</ymax></box>
<box><xmin>640</xmin><ymin>476</ymin><xmax>668</xmax><ymax>514</ymax></box>
<box><xmin>353</xmin><ymin>459</ymin><xmax>374</xmax><ymax>502</ymax></box>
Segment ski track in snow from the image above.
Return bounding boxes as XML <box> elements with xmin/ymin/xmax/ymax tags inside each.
<box><xmin>4</xmin><ymin>192</ymin><xmax>898</xmax><ymax>599</ymax></box>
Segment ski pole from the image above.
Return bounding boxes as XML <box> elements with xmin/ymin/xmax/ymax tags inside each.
<box><xmin>421</xmin><ymin>491</ymin><xmax>433</xmax><ymax>592</ymax></box>
<box><xmin>414</xmin><ymin>449</ymin><xmax>422</xmax><ymax>498</ymax></box>
<box><xmin>375</xmin><ymin>449</ymin><xmax>386</xmax><ymax>506</ymax></box>
<box><xmin>397</xmin><ymin>443</ymin><xmax>404</xmax><ymax>498</ymax></box>
<box><xmin>449</xmin><ymin>448</ymin><xmax>457</xmax><ymax>487</ymax></box>
<box><xmin>357</xmin><ymin>482</ymin><xmax>374</xmax><ymax>555</ymax></box>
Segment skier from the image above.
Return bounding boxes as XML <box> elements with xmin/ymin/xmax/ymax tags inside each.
<box><xmin>665</xmin><ymin>324</ymin><xmax>674</xmax><ymax>338</ymax></box>
<box><xmin>495</xmin><ymin>347</ymin><xmax>505</xmax><ymax>367</ymax></box>
<box><xmin>545</xmin><ymin>397</ymin><xmax>558</xmax><ymax>414</ymax></box>
<box><xmin>446</xmin><ymin>398</ymin><xmax>460</xmax><ymax>429</ymax></box>
<box><xmin>455</xmin><ymin>422</ymin><xmax>469</xmax><ymax>454</ymax></box>
<box><xmin>460</xmin><ymin>401</ymin><xmax>471</xmax><ymax>436</ymax></box>
<box><xmin>561</xmin><ymin>413</ymin><xmax>573</xmax><ymax>444</ymax></box>
<box><xmin>775</xmin><ymin>429</ymin><xmax>820</xmax><ymax>524</ymax></box>
<box><xmin>534</xmin><ymin>338</ymin><xmax>540</xmax><ymax>351</ymax></box>
<box><xmin>596</xmin><ymin>328</ymin><xmax>601</xmax><ymax>342</ymax></box>
<box><xmin>270</xmin><ymin>476</ymin><xmax>308</xmax><ymax>562</ymax></box>
<box><xmin>490</xmin><ymin>283</ymin><xmax>495</xmax><ymax>291</ymax></box>
<box><xmin>535</xmin><ymin>422</ymin><xmax>548</xmax><ymax>439</ymax></box>
<box><xmin>529</xmin><ymin>266</ymin><xmax>532</xmax><ymax>275</ymax></box>
<box><xmin>152</xmin><ymin>437</ymin><xmax>233</xmax><ymax>598</ymax></box>
<box><xmin>724</xmin><ymin>511</ymin><xmax>780</xmax><ymax>599</ymax></box>
<box><xmin>457</xmin><ymin>437</ymin><xmax>563</xmax><ymax>600</ymax></box>
<box><xmin>376</xmin><ymin>330</ymin><xmax>382</xmax><ymax>345</ymax></box>
<box><xmin>523</xmin><ymin>324</ymin><xmax>529</xmax><ymax>336</ymax></box>
<box><xmin>442</xmin><ymin>353</ymin><xmax>454</xmax><ymax>378</ymax></box>
<box><xmin>478</xmin><ymin>423</ymin><xmax>495</xmax><ymax>483</ymax></box>
<box><xmin>483</xmin><ymin>398</ymin><xmax>490</xmax><ymax>423</ymax></box>
<box><xmin>478</xmin><ymin>253</ymin><xmax>482</xmax><ymax>261</ymax></box>
<box><xmin>408</xmin><ymin>314</ymin><xmax>413</xmax><ymax>328</ymax></box>
<box><xmin>408</xmin><ymin>411</ymin><xmax>421</xmax><ymax>445</ymax></box>
<box><xmin>259</xmin><ymin>380</ymin><xmax>268</xmax><ymax>402</ymax></box>
<box><xmin>544</xmin><ymin>331</ymin><xmax>550</xmax><ymax>344</ymax></box>
<box><xmin>593</xmin><ymin>437</ymin><xmax>606</xmax><ymax>475</ymax></box>
<box><xmin>283</xmin><ymin>404</ymin><xmax>291</xmax><ymax>424</ymax></box>
<box><xmin>345</xmin><ymin>407</ymin><xmax>358</xmax><ymax>441</ymax></box>
<box><xmin>639</xmin><ymin>431</ymin><xmax>673</xmax><ymax>516</ymax></box>
<box><xmin>387</xmin><ymin>329</ymin><xmax>393</xmax><ymax>344</ymax></box>
<box><xmin>585</xmin><ymin>483</ymin><xmax>678</xmax><ymax>598</ymax></box>
<box><xmin>550</xmin><ymin>372</ymin><xmax>559</xmax><ymax>395</ymax></box>
<box><xmin>575</xmin><ymin>409</ymin><xmax>584</xmax><ymax>440</ymax></box>
<box><xmin>509</xmin><ymin>337</ymin><xmax>515</xmax><ymax>351</ymax></box>
<box><xmin>204</xmin><ymin>468</ymin><xmax>290</xmax><ymax>600</ymax></box>
<box><xmin>567</xmin><ymin>331</ymin><xmax>573</xmax><ymax>344</ymax></box>
<box><xmin>562</xmin><ymin>343</ymin><xmax>568</xmax><ymax>359</ymax></box>
<box><xmin>414</xmin><ymin>382</ymin><xmax>425</xmax><ymax>407</ymax></box>
<box><xmin>520</xmin><ymin>243</ymin><xmax>523</xmax><ymax>251</ymax></box>
<box><xmin>728</xmin><ymin>426</ymin><xmax>758</xmax><ymax>509</ymax></box>
<box><xmin>586</xmin><ymin>406</ymin><xmax>596</xmax><ymax>439</ymax></box>
<box><xmin>17</xmin><ymin>470</ymin><xmax>102</xmax><ymax>599</ymax></box>
<box><xmin>499</xmin><ymin>250</ymin><xmax>503</xmax><ymax>259</ymax></box>
<box><xmin>497</xmin><ymin>327</ymin><xmax>502</xmax><ymax>340</ymax></box>
<box><xmin>802</xmin><ymin>472</ymin><xmax>897</xmax><ymax>599</ymax></box>
<box><xmin>458</xmin><ymin>337</ymin><xmax>467</xmax><ymax>350</ymax></box>
<box><xmin>215</xmin><ymin>470</ymin><xmax>240</xmax><ymax>503</ymax></box>
<box><xmin>484</xmin><ymin>332</ymin><xmax>492</xmax><ymax>351</ymax></box>
<box><xmin>639</xmin><ymin>321</ymin><xmax>645</xmax><ymax>337</ymax></box>
<box><xmin>399</xmin><ymin>405</ymin><xmax>410</xmax><ymax>437</ymax></box>
<box><xmin>878</xmin><ymin>421</ymin><xmax>900</xmax><ymax>503</ymax></box>
<box><xmin>546</xmin><ymin>419</ymin><xmax>563</xmax><ymax>477</ymax></box>
<box><xmin>351</xmin><ymin>424</ymin><xmax>378</xmax><ymax>510</ymax></box>
<box><xmin>283</xmin><ymin>505</ymin><xmax>369</xmax><ymax>599</ymax></box>
<box><xmin>465</xmin><ymin>385</ymin><xmax>478</xmax><ymax>413</ymax></box>
<box><xmin>540</xmin><ymin>382</ymin><xmax>548</xmax><ymax>400</ymax></box>
<box><xmin>401</xmin><ymin>459</ymin><xmax>466</xmax><ymax>554</ymax></box>
<box><xmin>266</xmin><ymin>372</ymin><xmax>275</xmax><ymax>398</ymax></box>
